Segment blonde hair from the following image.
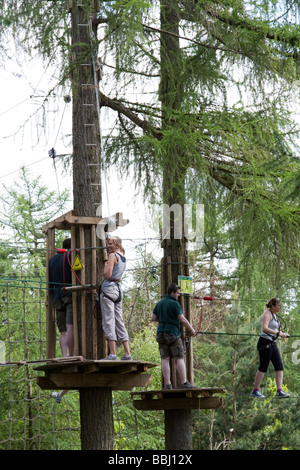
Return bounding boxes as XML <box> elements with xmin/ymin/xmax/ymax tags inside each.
<box><xmin>107</xmin><ymin>236</ymin><xmax>125</xmax><ymax>254</ymax></box>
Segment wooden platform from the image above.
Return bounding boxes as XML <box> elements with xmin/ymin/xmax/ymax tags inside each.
<box><xmin>34</xmin><ymin>356</ymin><xmax>157</xmax><ymax>391</ymax></box>
<box><xmin>131</xmin><ymin>387</ymin><xmax>225</xmax><ymax>411</ymax></box>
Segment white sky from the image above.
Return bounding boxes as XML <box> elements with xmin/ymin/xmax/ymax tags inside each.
<box><xmin>0</xmin><ymin>54</ymin><xmax>161</xmax><ymax>270</ymax></box>
<box><xmin>2</xmin><ymin>44</ymin><xmax>299</xmax><ymax>281</ymax></box>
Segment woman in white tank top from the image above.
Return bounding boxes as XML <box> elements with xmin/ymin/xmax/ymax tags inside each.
<box><xmin>251</xmin><ymin>297</ymin><xmax>290</xmax><ymax>398</ymax></box>
<box><xmin>100</xmin><ymin>236</ymin><xmax>132</xmax><ymax>361</ymax></box>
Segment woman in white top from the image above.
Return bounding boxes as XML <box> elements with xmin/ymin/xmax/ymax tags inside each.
<box><xmin>100</xmin><ymin>236</ymin><xmax>131</xmax><ymax>361</ymax></box>
<box><xmin>251</xmin><ymin>298</ymin><xmax>290</xmax><ymax>398</ymax></box>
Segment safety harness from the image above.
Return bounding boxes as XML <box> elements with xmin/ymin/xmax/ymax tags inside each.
<box><xmin>99</xmin><ymin>279</ymin><xmax>122</xmax><ymax>303</ymax></box>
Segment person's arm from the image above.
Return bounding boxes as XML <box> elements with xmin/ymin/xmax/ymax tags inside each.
<box><xmin>151</xmin><ymin>313</ymin><xmax>158</xmax><ymax>322</ymax></box>
<box><xmin>103</xmin><ymin>253</ymin><xmax>117</xmax><ymax>279</ymax></box>
<box><xmin>178</xmin><ymin>314</ymin><xmax>196</xmax><ymax>336</ymax></box>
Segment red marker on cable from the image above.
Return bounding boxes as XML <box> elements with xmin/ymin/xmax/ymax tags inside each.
<box><xmin>193</xmin><ymin>296</ymin><xmax>214</xmax><ymax>332</ymax></box>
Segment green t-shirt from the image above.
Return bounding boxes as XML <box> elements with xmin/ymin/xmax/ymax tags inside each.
<box><xmin>153</xmin><ymin>295</ymin><xmax>182</xmax><ymax>336</ymax></box>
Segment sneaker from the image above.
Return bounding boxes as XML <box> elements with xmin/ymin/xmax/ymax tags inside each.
<box><xmin>180</xmin><ymin>381</ymin><xmax>198</xmax><ymax>389</ymax></box>
<box><xmin>51</xmin><ymin>392</ymin><xmax>61</xmax><ymax>404</ymax></box>
<box><xmin>251</xmin><ymin>390</ymin><xmax>265</xmax><ymax>398</ymax></box>
<box><xmin>121</xmin><ymin>355</ymin><xmax>132</xmax><ymax>361</ymax></box>
<box><xmin>275</xmin><ymin>390</ymin><xmax>290</xmax><ymax>398</ymax></box>
<box><xmin>101</xmin><ymin>354</ymin><xmax>118</xmax><ymax>360</ymax></box>
<box><xmin>163</xmin><ymin>384</ymin><xmax>173</xmax><ymax>390</ymax></box>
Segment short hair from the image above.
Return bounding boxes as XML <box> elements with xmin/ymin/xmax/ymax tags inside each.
<box><xmin>167</xmin><ymin>283</ymin><xmax>180</xmax><ymax>295</ymax></box>
<box><xmin>62</xmin><ymin>238</ymin><xmax>71</xmax><ymax>250</ymax></box>
<box><xmin>266</xmin><ymin>297</ymin><xmax>280</xmax><ymax>308</ymax></box>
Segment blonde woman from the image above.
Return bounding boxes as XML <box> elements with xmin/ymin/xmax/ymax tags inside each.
<box><xmin>100</xmin><ymin>237</ymin><xmax>131</xmax><ymax>360</ymax></box>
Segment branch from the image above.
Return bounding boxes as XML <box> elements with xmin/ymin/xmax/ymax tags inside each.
<box><xmin>204</xmin><ymin>6</ymin><xmax>300</xmax><ymax>56</ymax></box>
<box><xmin>142</xmin><ymin>22</ymin><xmax>246</xmax><ymax>56</ymax></box>
<box><xmin>99</xmin><ymin>91</ymin><xmax>162</xmax><ymax>140</ymax></box>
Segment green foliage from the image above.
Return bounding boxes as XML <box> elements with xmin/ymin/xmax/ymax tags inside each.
<box><xmin>114</xmin><ymin>326</ymin><xmax>164</xmax><ymax>450</ymax></box>
<box><xmin>0</xmin><ymin>0</ymin><xmax>300</xmax><ymax>451</ymax></box>
<box><xmin>0</xmin><ymin>167</ymin><xmax>70</xmax><ymax>274</ymax></box>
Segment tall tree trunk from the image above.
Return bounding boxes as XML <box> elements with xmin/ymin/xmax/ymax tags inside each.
<box><xmin>70</xmin><ymin>0</ymin><xmax>113</xmax><ymax>450</ymax></box>
<box><xmin>160</xmin><ymin>0</ymin><xmax>193</xmax><ymax>450</ymax></box>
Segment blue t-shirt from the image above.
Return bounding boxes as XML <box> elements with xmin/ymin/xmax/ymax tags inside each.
<box><xmin>153</xmin><ymin>295</ymin><xmax>182</xmax><ymax>336</ymax></box>
<box><xmin>49</xmin><ymin>251</ymin><xmax>72</xmax><ymax>303</ymax></box>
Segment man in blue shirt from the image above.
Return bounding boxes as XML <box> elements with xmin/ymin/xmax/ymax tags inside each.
<box><xmin>151</xmin><ymin>284</ymin><xmax>197</xmax><ymax>389</ymax></box>
<box><xmin>49</xmin><ymin>238</ymin><xmax>73</xmax><ymax>403</ymax></box>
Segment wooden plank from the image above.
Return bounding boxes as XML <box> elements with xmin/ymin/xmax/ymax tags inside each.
<box><xmin>79</xmin><ymin>225</ymin><xmax>86</xmax><ymax>358</ymax></box>
<box><xmin>36</xmin><ymin>376</ymin><xmax>60</xmax><ymax>390</ymax></box>
<box><xmin>133</xmin><ymin>397</ymin><xmax>222</xmax><ymax>411</ymax></box>
<box><xmin>47</xmin><ymin>372</ymin><xmax>153</xmax><ymax>390</ymax></box>
<box><xmin>42</xmin><ymin>210</ymin><xmax>77</xmax><ymax>232</ymax></box>
<box><xmin>131</xmin><ymin>387</ymin><xmax>225</xmax><ymax>398</ymax></box>
<box><xmin>46</xmin><ymin>227</ymin><xmax>56</xmax><ymax>359</ymax></box>
<box><xmin>34</xmin><ymin>359</ymin><xmax>157</xmax><ymax>372</ymax></box>
<box><xmin>42</xmin><ymin>211</ymin><xmax>107</xmax><ymax>232</ymax></box>
<box><xmin>63</xmin><ymin>284</ymin><xmax>97</xmax><ymax>292</ymax></box>
<box><xmin>116</xmin><ymin>364</ymin><xmax>138</xmax><ymax>374</ymax></box>
<box><xmin>42</xmin><ymin>211</ymin><xmax>129</xmax><ymax>233</ymax></box>
<box><xmin>91</xmin><ymin>225</ymin><xmax>98</xmax><ymax>359</ymax></box>
<box><xmin>49</xmin><ymin>355</ymin><xmax>84</xmax><ymax>363</ymax></box>
<box><xmin>71</xmin><ymin>227</ymin><xmax>79</xmax><ymax>356</ymax></box>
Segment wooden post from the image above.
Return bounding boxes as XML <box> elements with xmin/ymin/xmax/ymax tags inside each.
<box><xmin>42</xmin><ymin>210</ymin><xmax>128</xmax><ymax>450</ymax></box>
<box><xmin>46</xmin><ymin>227</ymin><xmax>56</xmax><ymax>359</ymax></box>
<box><xmin>161</xmin><ymin>235</ymin><xmax>193</xmax><ymax>450</ymax></box>
<box><xmin>71</xmin><ymin>226</ymin><xmax>80</xmax><ymax>356</ymax></box>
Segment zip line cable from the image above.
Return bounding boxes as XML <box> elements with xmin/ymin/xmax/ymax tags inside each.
<box><xmin>0</xmin><ymin>273</ymin><xmax>299</xmax><ymax>304</ymax></box>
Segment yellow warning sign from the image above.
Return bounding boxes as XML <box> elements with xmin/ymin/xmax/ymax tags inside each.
<box><xmin>72</xmin><ymin>253</ymin><xmax>84</xmax><ymax>271</ymax></box>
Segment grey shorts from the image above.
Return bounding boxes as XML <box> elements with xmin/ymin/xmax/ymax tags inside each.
<box><xmin>156</xmin><ymin>332</ymin><xmax>184</xmax><ymax>359</ymax></box>
<box><xmin>54</xmin><ymin>297</ymin><xmax>73</xmax><ymax>333</ymax></box>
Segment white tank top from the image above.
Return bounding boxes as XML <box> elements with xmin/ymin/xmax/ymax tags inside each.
<box><xmin>260</xmin><ymin>310</ymin><xmax>280</xmax><ymax>341</ymax></box>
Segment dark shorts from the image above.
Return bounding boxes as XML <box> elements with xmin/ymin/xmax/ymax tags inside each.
<box><xmin>156</xmin><ymin>332</ymin><xmax>184</xmax><ymax>359</ymax></box>
<box><xmin>257</xmin><ymin>337</ymin><xmax>283</xmax><ymax>373</ymax></box>
<box><xmin>54</xmin><ymin>297</ymin><xmax>73</xmax><ymax>333</ymax></box>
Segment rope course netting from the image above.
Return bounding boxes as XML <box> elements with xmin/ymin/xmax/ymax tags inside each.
<box><xmin>1</xmin><ymin>265</ymin><xmax>300</xmax><ymax>450</ymax></box>
<box><xmin>0</xmin><ymin>276</ymin><xmax>159</xmax><ymax>451</ymax></box>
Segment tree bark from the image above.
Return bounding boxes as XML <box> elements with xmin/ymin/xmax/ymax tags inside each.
<box><xmin>165</xmin><ymin>410</ymin><xmax>192</xmax><ymax>450</ymax></box>
<box><xmin>70</xmin><ymin>1</ymin><xmax>114</xmax><ymax>450</ymax></box>
<box><xmin>160</xmin><ymin>0</ymin><xmax>193</xmax><ymax>450</ymax></box>
<box><xmin>80</xmin><ymin>388</ymin><xmax>114</xmax><ymax>450</ymax></box>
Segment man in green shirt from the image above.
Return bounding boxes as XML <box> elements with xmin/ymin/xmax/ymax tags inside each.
<box><xmin>151</xmin><ymin>284</ymin><xmax>197</xmax><ymax>389</ymax></box>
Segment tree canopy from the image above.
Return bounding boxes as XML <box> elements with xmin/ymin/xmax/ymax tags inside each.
<box><xmin>0</xmin><ymin>0</ymin><xmax>299</xmax><ymax>287</ymax></box>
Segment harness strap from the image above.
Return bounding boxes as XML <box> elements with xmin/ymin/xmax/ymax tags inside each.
<box><xmin>258</xmin><ymin>339</ymin><xmax>277</xmax><ymax>351</ymax></box>
<box><xmin>99</xmin><ymin>281</ymin><xmax>122</xmax><ymax>303</ymax></box>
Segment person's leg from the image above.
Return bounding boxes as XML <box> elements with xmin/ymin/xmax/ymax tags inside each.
<box><xmin>100</xmin><ymin>293</ymin><xmax>117</xmax><ymax>358</ymax></box>
<box><xmin>66</xmin><ymin>305</ymin><xmax>74</xmax><ymax>356</ymax></box>
<box><xmin>59</xmin><ymin>331</ymin><xmax>68</xmax><ymax>357</ymax></box>
<box><xmin>176</xmin><ymin>357</ymin><xmax>187</xmax><ymax>384</ymax></box>
<box><xmin>161</xmin><ymin>357</ymin><xmax>171</xmax><ymax>385</ymax></box>
<box><xmin>122</xmin><ymin>340</ymin><xmax>131</xmax><ymax>356</ymax></box>
<box><xmin>253</xmin><ymin>340</ymin><xmax>272</xmax><ymax>393</ymax></box>
<box><xmin>253</xmin><ymin>370</ymin><xmax>265</xmax><ymax>389</ymax></box>
<box><xmin>66</xmin><ymin>324</ymin><xmax>74</xmax><ymax>356</ymax></box>
<box><xmin>56</xmin><ymin>308</ymin><xmax>67</xmax><ymax>356</ymax></box>
<box><xmin>114</xmin><ymin>298</ymin><xmax>131</xmax><ymax>357</ymax></box>
<box><xmin>275</xmin><ymin>370</ymin><xmax>283</xmax><ymax>390</ymax></box>
<box><xmin>108</xmin><ymin>339</ymin><xmax>116</xmax><ymax>355</ymax></box>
